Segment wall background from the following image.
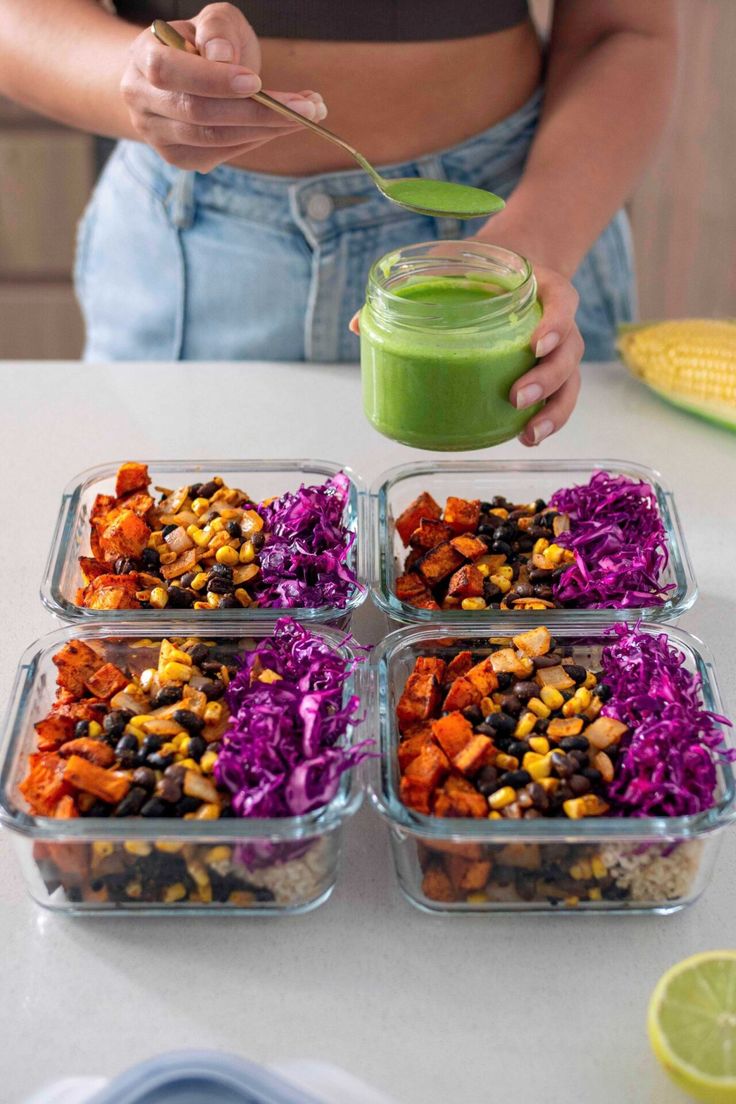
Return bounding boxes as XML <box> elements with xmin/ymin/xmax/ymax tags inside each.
<box><xmin>0</xmin><ymin>0</ymin><xmax>733</xmax><ymax>358</ymax></box>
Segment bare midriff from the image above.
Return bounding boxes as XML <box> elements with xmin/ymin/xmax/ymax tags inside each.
<box><xmin>229</xmin><ymin>19</ymin><xmax>542</xmax><ymax>174</ymax></box>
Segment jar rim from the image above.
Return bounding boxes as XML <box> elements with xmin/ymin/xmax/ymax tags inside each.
<box><xmin>365</xmin><ymin>241</ymin><xmax>537</xmax><ymax>331</ymax></box>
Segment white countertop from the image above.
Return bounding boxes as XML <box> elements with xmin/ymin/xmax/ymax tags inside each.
<box><xmin>0</xmin><ymin>359</ymin><xmax>734</xmax><ymax>1104</ymax></box>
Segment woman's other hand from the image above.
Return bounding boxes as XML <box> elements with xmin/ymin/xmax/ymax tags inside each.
<box><xmin>121</xmin><ymin>2</ymin><xmax>326</xmax><ymax>172</ymax></box>
<box><xmin>509</xmin><ymin>264</ymin><xmax>583</xmax><ymax>446</ymax></box>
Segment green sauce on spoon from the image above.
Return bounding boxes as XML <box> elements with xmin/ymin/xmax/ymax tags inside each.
<box><xmin>380</xmin><ymin>178</ymin><xmax>506</xmax><ymax>219</ymax></box>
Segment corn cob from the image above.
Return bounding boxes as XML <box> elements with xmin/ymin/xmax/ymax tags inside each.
<box><xmin>617</xmin><ymin>319</ymin><xmax>736</xmax><ymax>431</ymax></box>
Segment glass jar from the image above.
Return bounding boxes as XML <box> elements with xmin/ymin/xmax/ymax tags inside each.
<box><xmin>360</xmin><ymin>242</ymin><xmax>542</xmax><ymax>450</ymax></box>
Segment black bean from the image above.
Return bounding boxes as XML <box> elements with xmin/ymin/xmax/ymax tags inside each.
<box><xmin>147</xmin><ymin>753</ymin><xmax>174</xmax><ymax>771</ymax></box>
<box><xmin>140</xmin><ymin>547</ymin><xmax>161</xmax><ymax>571</ymax></box>
<box><xmin>533</xmin><ymin>654</ymin><xmax>560</xmax><ymax>669</ymax></box>
<box><xmin>495</xmin><ymin>672</ymin><xmax>513</xmax><ymax>691</ymax></box>
<box><xmin>495</xmin><ymin>525</ymin><xmax>514</xmax><ymax>542</ymax></box>
<box><xmin>542</xmin><ymin>512</ymin><xmax>558</xmax><ymax>530</ymax></box>
<box><xmin>581</xmin><ymin>767</ymin><xmax>603</xmax><ymax>784</ymax></box>
<box><xmin>515</xmin><ymin>874</ymin><xmax>537</xmax><ymax>901</ymax></box>
<box><xmin>483</xmin><ymin>581</ymin><xmax>502</xmax><ymax>603</ymax></box>
<box><xmin>141</xmin><ymin>797</ymin><xmax>169</xmax><ymax>818</ymax></box>
<box><xmin>115</xmin><ymin>733</ymin><xmax>138</xmax><ymax>755</ymax></box>
<box><xmin>490</xmin><ymin>496</ymin><xmax>508</xmax><ymax>509</ymax></box>
<box><xmin>491</xmin><ymin>540</ymin><xmax>513</xmax><ymax>558</ymax></box>
<box><xmin>478</xmin><ymin>520</ymin><xmax>502</xmax><ymax>536</ymax></box>
<box><xmin>84</xmin><ymin>799</ymin><xmax>112</xmax><ymax>818</ymax></box>
<box><xmin>187</xmin><ymin>736</ymin><xmax>206</xmax><ymax>762</ymax></box>
<box><xmin>563</xmin><ymin>664</ymin><xmax>588</xmax><ymax>686</ymax></box>
<box><xmin>255</xmin><ymin>887</ymin><xmax>275</xmax><ymax>902</ymax></box>
<box><xmin>526</xmin><ymin>782</ymin><xmax>549</xmax><ymax>811</ymax></box>
<box><xmin>517</xmin><ymin>536</ymin><xmax>535</xmax><ymax>552</ymax></box>
<box><xmin>512</xmin><ymin>680</ymin><xmax>538</xmax><ymax>701</ymax></box>
<box><xmin>168</xmin><ymin>586</ymin><xmax>195</xmax><ymax>609</ymax></box>
<box><xmin>559</xmin><ymin>736</ymin><xmax>590</xmax><ymax>752</ymax></box>
<box><xmin>219</xmin><ymin>595</ymin><xmax>240</xmax><ymax>609</ymax></box>
<box><xmin>189</xmin><ymin>483</ymin><xmax>203</xmax><ymax>498</ymax></box>
<box><xmin>175</xmin><ymin>796</ymin><xmax>201</xmax><ymax>816</ymax></box>
<box><xmin>151</xmin><ymin>685</ymin><xmax>182</xmax><ymax>709</ymax></box>
<box><xmin>132</xmin><ymin>767</ymin><xmax>156</xmax><ymax>792</ymax></box>
<box><xmin>157</xmin><ymin>774</ymin><xmax>183</xmax><ymax>804</ymax></box>
<box><xmin>172</xmin><ymin>709</ymin><xmax>204</xmax><ymax>734</ymax></box>
<box><xmin>113</xmin><ymin>556</ymin><xmax>138</xmax><ymax>575</ymax></box>
<box><xmin>113</xmin><ymin>786</ymin><xmax>147</xmax><ymax>817</ymax></box>
<box><xmin>569</xmin><ymin>774</ymin><xmax>592</xmax><ymax>796</ymax></box>
<box><xmin>226</xmin><ymin>520</ymin><xmax>242</xmax><ymax>539</ymax></box>
<box><xmin>550</xmin><ymin>751</ymin><xmax>573</xmax><ymax>778</ymax></box>
<box><xmin>533</xmin><ymin>585</ymin><xmax>554</xmax><ymax>600</ymax></box>
<box><xmin>141</xmin><ymin>734</ymin><xmax>163</xmax><ymax>756</ymax></box>
<box><xmin>534</xmin><ymin>718</ymin><xmax>549</xmax><ymax>734</ymax></box>
<box><xmin>499</xmin><ymin>694</ymin><xmax>523</xmax><ymax>716</ymax></box>
<box><xmin>74</xmin><ymin>719</ymin><xmax>90</xmax><ymax>739</ymax></box>
<box><xmin>251</xmin><ymin>531</ymin><xmax>265</xmax><ymax>551</ymax></box>
<box><xmin>180</xmin><ymin>571</ymin><xmax>197</xmax><ymax>588</ymax></box>
<box><xmin>203</xmin><ymin>679</ymin><xmax>225</xmax><ymax>702</ymax></box>
<box><xmin>477</xmin><ymin>777</ymin><xmax>502</xmax><ymax>797</ymax></box>
<box><xmin>512</xmin><ymin>583</ymin><xmax>534</xmax><ymax>600</ymax></box>
<box><xmin>503</xmin><ymin>769</ymin><xmax>532</xmax><ymax>789</ymax></box>
<box><xmin>463</xmin><ymin>705</ymin><xmax>483</xmax><ymax>725</ymax></box>
<box><xmin>476</xmin><ymin>723</ymin><xmax>498</xmax><ymax>738</ymax></box>
<box><xmin>210</xmin><ymin>562</ymin><xmax>233</xmax><ymax>579</ymax></box>
<box><xmin>162</xmin><ymin>523</ymin><xmax>178</xmax><ymax>538</ymax></box>
<box><xmin>189</xmin><ymin>643</ymin><xmax>211</xmax><ymax>667</ymax></box>
<box><xmin>508</xmin><ymin>740</ymin><xmax>530</xmax><ymax>760</ymax></box>
<box><xmin>480</xmin><ymin>501</ymin><xmax>492</xmax><ymax>512</ymax></box>
<box><xmin>594</xmin><ymin>683</ymin><xmax>613</xmax><ymax>703</ymax></box>
<box><xmin>207</xmin><ymin>575</ymin><xmax>234</xmax><ymax>595</ymax></box>
<box><xmin>201</xmin><ymin>659</ymin><xmax>224</xmax><ymax>676</ymax></box>
<box><xmin>198</xmin><ymin>480</ymin><xmax>219</xmax><ymax>499</ymax></box>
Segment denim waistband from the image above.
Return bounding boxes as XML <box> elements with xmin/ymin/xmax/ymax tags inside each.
<box><xmin>119</xmin><ymin>86</ymin><xmax>543</xmax><ymax>240</ymax></box>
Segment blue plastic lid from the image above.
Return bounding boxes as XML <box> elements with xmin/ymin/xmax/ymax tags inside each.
<box><xmin>85</xmin><ymin>1052</ymin><xmax>324</xmax><ymax>1104</ymax></box>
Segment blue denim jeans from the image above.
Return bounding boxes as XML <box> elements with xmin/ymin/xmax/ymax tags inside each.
<box><xmin>75</xmin><ymin>88</ymin><xmax>635</xmax><ymax>362</ymax></box>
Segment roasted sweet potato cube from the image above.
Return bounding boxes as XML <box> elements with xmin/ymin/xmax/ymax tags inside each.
<box><xmin>442</xmin><ymin>775</ymin><xmax>488</xmax><ymax>818</ymax></box>
<box><xmin>59</xmin><ymin>738</ymin><xmax>116</xmax><ymax>768</ymax></box>
<box><xmin>118</xmin><ymin>491</ymin><xmax>154</xmax><ymax>519</ymax></box>
<box><xmin>81</xmin><ymin>574</ymin><xmax>141</xmax><ymax>610</ymax></box>
<box><xmin>398</xmin><ymin>725</ymin><xmax>436</xmax><ymax>771</ymax></box>
<box><xmin>99</xmin><ymin>509</ymin><xmax>151</xmax><ymax>563</ymax></box>
<box><xmin>547</xmin><ymin>717</ymin><xmax>585</xmax><ymax>740</ymax></box>
<box><xmin>432</xmin><ymin>712</ymin><xmax>474</xmax><ymax>761</ymax></box>
<box><xmin>400</xmin><ymin>743</ymin><xmax>450</xmax><ymax>814</ymax></box>
<box><xmin>34</xmin><ymin>714</ymin><xmax>76</xmax><ymax>751</ymax></box>
<box><xmin>395</xmin><ymin>572</ymin><xmax>437</xmax><ymax>609</ymax></box>
<box><xmin>447</xmin><ymin>564</ymin><xmax>485</xmax><ymax>599</ymax></box>
<box><xmin>115</xmin><ymin>461</ymin><xmax>150</xmax><ymax>498</ymax></box>
<box><xmin>421</xmin><ymin>865</ymin><xmax>457</xmax><ymax>902</ymax></box>
<box><xmin>408</xmin><ymin>519</ymin><xmax>453</xmax><ymax>551</ymax></box>
<box><xmin>452</xmin><ymin>734</ymin><xmax>494</xmax><ymax>776</ymax></box>
<box><xmin>446</xmin><ymin>855</ymin><xmax>493</xmax><ymax>892</ymax></box>
<box><xmin>535</xmin><ymin>665</ymin><xmax>575</xmax><ymax>690</ymax></box>
<box><xmin>445</xmin><ymin>651</ymin><xmax>474</xmax><ymax>682</ymax></box>
<box><xmin>53</xmin><ymin>639</ymin><xmax>103</xmax><ymax>694</ymax></box>
<box><xmin>63</xmin><ymin>755</ymin><xmax>131</xmax><ymax>804</ymax></box>
<box><xmin>19</xmin><ymin>753</ymin><xmax>70</xmax><ymax>816</ymax></box>
<box><xmin>397</xmin><ymin>671</ymin><xmax>442</xmax><ymax>733</ymax></box>
<box><xmin>424</xmin><ymin>841</ymin><xmax>484</xmax><ymax>861</ymax></box>
<box><xmin>444</xmin><ymin>497</ymin><xmax>481</xmax><ymax>535</ymax></box>
<box><xmin>442</xmin><ymin>676</ymin><xmax>482</xmax><ymax>713</ymax></box>
<box><xmin>450</xmin><ymin>534</ymin><xmax>488</xmax><ymax>560</ymax></box>
<box><xmin>414</xmin><ymin>657</ymin><xmax>447</xmax><ymax>682</ymax></box>
<box><xmin>512</xmin><ymin>626</ymin><xmax>552</xmax><ymax>658</ymax></box>
<box><xmin>465</xmin><ymin>657</ymin><xmax>499</xmax><ymax>697</ymax></box>
<box><xmin>495</xmin><ymin>843</ymin><xmax>542</xmax><ymax>870</ymax></box>
<box><xmin>84</xmin><ymin>662</ymin><xmax>129</xmax><ymax>700</ymax></box>
<box><xmin>584</xmin><ymin>716</ymin><xmax>628</xmax><ymax>749</ymax></box>
<box><xmin>416</xmin><ymin>542</ymin><xmax>465</xmax><ymax>587</ymax></box>
<box><xmin>395</xmin><ymin>492</ymin><xmax>442</xmax><ymax>546</ymax></box>
<box><xmin>79</xmin><ymin>556</ymin><xmax>110</xmax><ymax>584</ymax></box>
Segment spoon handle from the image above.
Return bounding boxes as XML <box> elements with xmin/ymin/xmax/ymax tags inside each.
<box><xmin>150</xmin><ymin>20</ymin><xmax>378</xmax><ymax>181</ymax></box>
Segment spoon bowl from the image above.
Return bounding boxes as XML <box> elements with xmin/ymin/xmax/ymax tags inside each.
<box><xmin>151</xmin><ymin>20</ymin><xmax>506</xmax><ymax>220</ymax></box>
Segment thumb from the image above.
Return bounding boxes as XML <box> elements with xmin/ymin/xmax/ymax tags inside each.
<box><xmin>194</xmin><ymin>2</ymin><xmax>261</xmax><ymax>71</ymax></box>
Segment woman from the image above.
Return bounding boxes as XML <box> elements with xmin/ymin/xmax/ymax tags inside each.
<box><xmin>1</xmin><ymin>1</ymin><xmax>677</xmax><ymax>445</ymax></box>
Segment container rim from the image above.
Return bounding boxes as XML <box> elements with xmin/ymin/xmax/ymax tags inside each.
<box><xmin>0</xmin><ymin>619</ymin><xmax>366</xmax><ymax>840</ymax></box>
<box><xmin>40</xmin><ymin>457</ymin><xmax>368</xmax><ymax>623</ymax></box>
<box><xmin>368</xmin><ymin>456</ymin><xmax>698</xmax><ymax>626</ymax></box>
<box><xmin>368</xmin><ymin>620</ymin><xmax>736</xmax><ymax>841</ymax></box>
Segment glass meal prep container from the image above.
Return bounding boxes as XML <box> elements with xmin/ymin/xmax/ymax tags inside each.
<box><xmin>40</xmin><ymin>459</ymin><xmax>366</xmax><ymax>628</ymax></box>
<box><xmin>0</xmin><ymin>622</ymin><xmax>364</xmax><ymax>916</ymax></box>
<box><xmin>369</xmin><ymin>458</ymin><xmax>696</xmax><ymax>628</ymax></box>
<box><xmin>369</xmin><ymin>621</ymin><xmax>735</xmax><ymax>915</ymax></box>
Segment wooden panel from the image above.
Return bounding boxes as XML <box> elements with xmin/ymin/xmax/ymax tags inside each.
<box><xmin>0</xmin><ymin>130</ymin><xmax>94</xmax><ymax>277</ymax></box>
<box><xmin>0</xmin><ymin>283</ymin><xmax>84</xmax><ymax>359</ymax></box>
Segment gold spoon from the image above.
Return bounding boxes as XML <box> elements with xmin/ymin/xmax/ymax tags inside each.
<box><xmin>151</xmin><ymin>19</ymin><xmax>505</xmax><ymax>220</ymax></box>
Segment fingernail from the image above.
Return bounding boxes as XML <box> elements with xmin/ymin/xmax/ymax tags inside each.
<box><xmin>532</xmin><ymin>419</ymin><xmax>554</xmax><ymax>445</ymax></box>
<box><xmin>290</xmin><ymin>99</ymin><xmax>318</xmax><ymax>119</ymax></box>
<box><xmin>204</xmin><ymin>38</ymin><xmax>234</xmax><ymax>62</ymax></box>
<box><xmin>231</xmin><ymin>72</ymin><xmax>261</xmax><ymax>94</ymax></box>
<box><xmin>535</xmin><ymin>331</ymin><xmax>560</xmax><ymax>358</ymax></box>
<box><xmin>314</xmin><ymin>102</ymin><xmax>328</xmax><ymax>121</ymax></box>
<box><xmin>515</xmin><ymin>383</ymin><xmax>543</xmax><ymax>410</ymax></box>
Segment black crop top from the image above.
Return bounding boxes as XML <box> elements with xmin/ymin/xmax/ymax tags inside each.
<box><xmin>117</xmin><ymin>2</ymin><xmax>529</xmax><ymax>42</ymax></box>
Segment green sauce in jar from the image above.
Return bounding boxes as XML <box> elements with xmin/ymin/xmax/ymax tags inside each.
<box><xmin>360</xmin><ymin>243</ymin><xmax>542</xmax><ymax>450</ymax></box>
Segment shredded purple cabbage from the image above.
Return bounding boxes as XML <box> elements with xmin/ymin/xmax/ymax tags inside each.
<box><xmin>549</xmin><ymin>471</ymin><xmax>672</xmax><ymax>609</ymax></box>
<box><xmin>254</xmin><ymin>473</ymin><xmax>359</xmax><ymax>609</ymax></box>
<box><xmin>214</xmin><ymin>618</ymin><xmax>372</xmax><ymax>818</ymax></box>
<box><xmin>600</xmin><ymin>624</ymin><xmax>733</xmax><ymax>817</ymax></box>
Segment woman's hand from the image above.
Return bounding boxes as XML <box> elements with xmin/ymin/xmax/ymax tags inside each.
<box><xmin>121</xmin><ymin>2</ymin><xmax>326</xmax><ymax>172</ymax></box>
<box><xmin>510</xmin><ymin>264</ymin><xmax>583</xmax><ymax>446</ymax></box>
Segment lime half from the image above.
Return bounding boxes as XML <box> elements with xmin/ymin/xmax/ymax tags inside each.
<box><xmin>648</xmin><ymin>951</ymin><xmax>736</xmax><ymax>1103</ymax></box>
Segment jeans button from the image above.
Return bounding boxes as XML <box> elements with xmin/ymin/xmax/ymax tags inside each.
<box><xmin>305</xmin><ymin>193</ymin><xmax>334</xmax><ymax>221</ymax></box>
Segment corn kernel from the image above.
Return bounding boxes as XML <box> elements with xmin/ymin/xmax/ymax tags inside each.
<box><xmin>234</xmin><ymin>564</ymin><xmax>259</xmax><ymax>585</ymax></box>
<box><xmin>163</xmin><ymin>883</ymin><xmax>187</xmax><ymax>903</ymax></box>
<box><xmin>488</xmin><ymin>811</ymin><xmax>503</xmax><ymax>820</ymax></box>
<box><xmin>544</xmin><ymin>543</ymin><xmax>566</xmax><ymax>565</ymax></box>
<box><xmin>149</xmin><ymin>532</ymin><xmax>165</xmax><ymax>548</ymax></box>
<box><xmin>208</xmin><ymin>531</ymin><xmax>231</xmax><ymax>550</ymax></box>
<box><xmin>209</xmin><ymin>517</ymin><xmax>225</xmax><ymax>533</ymax></box>
<box><xmin>191</xmin><ymin>803</ymin><xmax>220</xmax><ymax>821</ymax></box>
<box><xmin>489</xmin><ymin>574</ymin><xmax>511</xmax><ymax>594</ymax></box>
<box><xmin>480</xmin><ymin>696</ymin><xmax>499</xmax><ymax>715</ymax></box>
<box><xmin>563</xmin><ymin>794</ymin><xmax>610</xmax><ymax>819</ymax></box>
<box><xmin>200</xmin><ymin>750</ymin><xmax>218</xmax><ymax>774</ymax></box>
<box><xmin>533</xmin><ymin>537</ymin><xmax>550</xmax><ymax>555</ymax></box>
<box><xmin>205</xmin><ymin>846</ymin><xmax>231</xmax><ymax>865</ymax></box>
<box><xmin>160</xmin><ymin>642</ymin><xmax>193</xmax><ymax>666</ymax></box>
<box><xmin>140</xmin><ymin>667</ymin><xmax>157</xmax><ymax>693</ymax></box>
<box><xmin>229</xmin><ymin>890</ymin><xmax>256</xmax><ymax>906</ymax></box>
<box><xmin>564</xmin><ymin>896</ymin><xmax>580</xmax><ymax>908</ymax></box>
<box><xmin>588</xmin><ymin>887</ymin><xmax>603</xmax><ymax>901</ymax></box>
<box><xmin>495</xmin><ymin>753</ymin><xmax>519</xmax><ymax>771</ymax></box>
<box><xmin>124</xmin><ymin>840</ymin><xmax>152</xmax><ymax>857</ymax></box>
<box><xmin>155</xmin><ymin>840</ymin><xmax>183</xmax><ymax>854</ymax></box>
<box><xmin>92</xmin><ymin>841</ymin><xmax>114</xmax><ymax>861</ymax></box>
<box><xmin>258</xmin><ymin>669</ymin><xmax>283</xmax><ymax>685</ymax></box>
<box><xmin>496</xmin><ymin>565</ymin><xmax>514</xmax><ymax>581</ymax></box>
<box><xmin>591</xmin><ymin>857</ymin><xmax>607</xmax><ymax>880</ymax></box>
<box><xmin>562</xmin><ymin>687</ymin><xmax>592</xmax><ymax>716</ymax></box>
<box><xmin>88</xmin><ymin>720</ymin><xmax>102</xmax><ymax>738</ymax></box>
<box><xmin>528</xmin><ymin>736</ymin><xmax>550</xmax><ymax>754</ymax></box>
<box><xmin>528</xmin><ymin>754</ymin><xmax>553</xmax><ymax>781</ymax></box>
<box><xmin>234</xmin><ymin>587</ymin><xmax>252</xmax><ymax>607</ymax></box>
<box><xmin>161</xmin><ymin>661</ymin><xmax>192</xmax><ymax>683</ymax></box>
<box><xmin>159</xmin><ymin>550</ymin><xmax>177</xmax><ymax>565</ymax></box>
<box><xmin>215</xmin><ymin>544</ymin><xmax>239</xmax><ymax>566</ymax></box>
<box><xmin>540</xmin><ymin>686</ymin><xmax>564</xmax><ymax>710</ymax></box>
<box><xmin>239</xmin><ymin>541</ymin><xmax>256</xmax><ymax>564</ymax></box>
<box><xmin>193</xmin><ymin>601</ymin><xmax>210</xmax><ymax>610</ymax></box>
<box><xmin>204</xmin><ymin>701</ymin><xmax>222</xmax><ymax>725</ymax></box>
<box><xmin>569</xmin><ymin>859</ymin><xmax>592</xmax><ymax>881</ymax></box>
<box><xmin>125</xmin><ymin>880</ymin><xmax>143</xmax><ymax>899</ymax></box>
<box><xmin>527</xmin><ymin>697</ymin><xmax>551</xmax><ymax>719</ymax></box>
<box><xmin>466</xmin><ymin>891</ymin><xmax>488</xmax><ymax>904</ymax></box>
<box><xmin>241</xmin><ymin>509</ymin><xmax>264</xmax><ymax>534</ymax></box>
<box><xmin>207</xmin><ymin>592</ymin><xmax>221</xmax><ymax>608</ymax></box>
<box><xmin>476</xmin><ymin>563</ymin><xmax>491</xmax><ymax>577</ymax></box>
<box><xmin>461</xmin><ymin>597</ymin><xmax>487</xmax><ymax>611</ymax></box>
<box><xmin>126</xmin><ymin>725</ymin><xmax>146</xmax><ymax>744</ymax></box>
<box><xmin>177</xmin><ymin>757</ymin><xmax>199</xmax><ymax>771</ymax></box>
<box><xmin>523</xmin><ymin>751</ymin><xmax>544</xmax><ymax>769</ymax></box>
<box><xmin>488</xmin><ymin>786</ymin><xmax>516</xmax><ymax>810</ymax></box>
<box><xmin>191</xmin><ymin>497</ymin><xmax>210</xmax><ymax>515</ymax></box>
<box><xmin>187</xmin><ymin>525</ymin><xmax>211</xmax><ymax>548</ymax></box>
<box><xmin>584</xmin><ymin>671</ymin><xmax>597</xmax><ymax>689</ymax></box>
<box><xmin>218</xmin><ymin>508</ymin><xmax>240</xmax><ymax>520</ymax></box>
<box><xmin>538</xmin><ymin>776</ymin><xmax>559</xmax><ymax>793</ymax></box>
<box><xmin>189</xmin><ymin>572</ymin><xmax>208</xmax><ymax>592</ymax></box>
<box><xmin>149</xmin><ymin>586</ymin><xmax>169</xmax><ymax>609</ymax></box>
<box><xmin>489</xmin><ymin>507</ymin><xmax>509</xmax><ymax>519</ymax></box>
<box><xmin>514</xmin><ymin>711</ymin><xmax>536</xmax><ymax>738</ymax></box>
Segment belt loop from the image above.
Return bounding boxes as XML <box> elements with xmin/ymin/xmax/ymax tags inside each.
<box><xmin>166</xmin><ymin>170</ymin><xmax>196</xmax><ymax>230</ymax></box>
<box><xmin>417</xmin><ymin>156</ymin><xmax>462</xmax><ymax>240</ymax></box>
